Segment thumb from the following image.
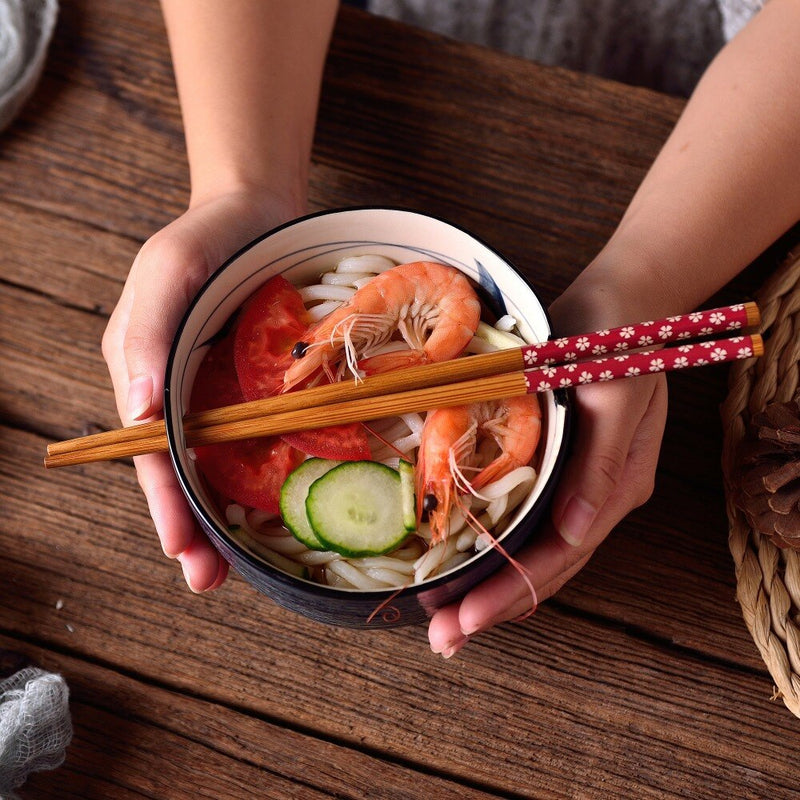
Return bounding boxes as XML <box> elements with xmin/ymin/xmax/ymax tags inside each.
<box><xmin>118</xmin><ymin>238</ymin><xmax>210</xmax><ymax>424</ymax></box>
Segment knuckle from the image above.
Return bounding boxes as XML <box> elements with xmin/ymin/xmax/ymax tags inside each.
<box><xmin>590</xmin><ymin>445</ymin><xmax>627</xmax><ymax>496</ymax></box>
<box><xmin>135</xmin><ymin>233</ymin><xmax>211</xmax><ymax>310</ymax></box>
<box><xmin>123</xmin><ymin>324</ymin><xmax>160</xmax><ymax>360</ymax></box>
<box><xmin>100</xmin><ymin>326</ymin><xmax>113</xmax><ymax>362</ymax></box>
<box><xmin>101</xmin><ymin>311</ymin><xmax>124</xmax><ymax>365</ymax></box>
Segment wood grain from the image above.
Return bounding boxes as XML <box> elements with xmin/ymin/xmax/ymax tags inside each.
<box><xmin>2</xmin><ymin>1</ymin><xmax>799</xmax><ymax>798</ymax></box>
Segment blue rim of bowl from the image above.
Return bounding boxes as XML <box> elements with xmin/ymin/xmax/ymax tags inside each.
<box><xmin>164</xmin><ymin>206</ymin><xmax>573</xmax><ymax>604</ymax></box>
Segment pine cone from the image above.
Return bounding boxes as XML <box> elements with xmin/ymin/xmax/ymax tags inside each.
<box><xmin>735</xmin><ymin>394</ymin><xmax>800</xmax><ymax>548</ymax></box>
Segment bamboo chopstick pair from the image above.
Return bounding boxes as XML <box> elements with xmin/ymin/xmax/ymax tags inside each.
<box><xmin>44</xmin><ymin>302</ymin><xmax>763</xmax><ymax>469</ymax></box>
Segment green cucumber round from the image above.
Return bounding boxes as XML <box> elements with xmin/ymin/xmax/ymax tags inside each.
<box><xmin>279</xmin><ymin>458</ymin><xmax>340</xmax><ymax>550</ymax></box>
<box><xmin>305</xmin><ymin>461</ymin><xmax>412</xmax><ymax>557</ymax></box>
<box><xmin>397</xmin><ymin>460</ymin><xmax>417</xmax><ymax>532</ymax></box>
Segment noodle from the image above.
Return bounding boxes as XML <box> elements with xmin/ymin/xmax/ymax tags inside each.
<box><xmin>336</xmin><ymin>254</ymin><xmax>396</xmax><ymax>273</ymax></box>
<box><xmin>307</xmin><ymin>300</ymin><xmax>343</xmax><ymax>322</ymax></box>
<box><xmin>321</xmin><ymin>271</ymin><xmax>373</xmax><ymax>286</ymax></box>
<box><xmin>298</xmin><ymin>284</ymin><xmax>356</xmax><ymax>303</ymax></box>
<box><xmin>327</xmin><ymin>560</ymin><xmax>388</xmax><ymax>590</ymax></box>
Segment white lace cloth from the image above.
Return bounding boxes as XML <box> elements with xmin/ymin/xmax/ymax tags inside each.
<box><xmin>0</xmin><ymin>0</ymin><xmax>58</xmax><ymax>131</ymax></box>
<box><xmin>369</xmin><ymin>0</ymin><xmax>765</xmax><ymax>95</ymax></box>
<box><xmin>0</xmin><ymin>667</ymin><xmax>72</xmax><ymax>799</ymax></box>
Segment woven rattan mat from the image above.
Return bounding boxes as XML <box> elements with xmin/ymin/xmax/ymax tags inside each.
<box><xmin>721</xmin><ymin>246</ymin><xmax>800</xmax><ymax>717</ymax></box>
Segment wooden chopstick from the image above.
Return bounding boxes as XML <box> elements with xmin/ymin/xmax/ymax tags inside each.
<box><xmin>44</xmin><ymin>302</ymin><xmax>761</xmax><ymax>469</ymax></box>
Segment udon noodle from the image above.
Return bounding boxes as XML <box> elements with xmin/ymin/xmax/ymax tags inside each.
<box><xmin>213</xmin><ymin>254</ymin><xmax>540</xmax><ymax>589</ymax></box>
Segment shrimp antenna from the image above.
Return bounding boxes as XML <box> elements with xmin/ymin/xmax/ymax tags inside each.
<box><xmin>463</xmin><ymin>506</ymin><xmax>538</xmax><ymax>622</ymax></box>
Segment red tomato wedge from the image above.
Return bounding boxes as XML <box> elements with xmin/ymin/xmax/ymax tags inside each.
<box><xmin>233</xmin><ymin>274</ymin><xmax>371</xmax><ymax>461</ymax></box>
<box><xmin>190</xmin><ymin>332</ymin><xmax>304</xmax><ymax>514</ymax></box>
<box><xmin>234</xmin><ymin>275</ymin><xmax>311</xmax><ymax>401</ymax></box>
<box><xmin>190</xmin><ymin>332</ymin><xmax>243</xmax><ymax>411</ymax></box>
<box><xmin>281</xmin><ymin>425</ymin><xmax>371</xmax><ymax>461</ymax></box>
<box><xmin>192</xmin><ymin>436</ymin><xmax>305</xmax><ymax>515</ymax></box>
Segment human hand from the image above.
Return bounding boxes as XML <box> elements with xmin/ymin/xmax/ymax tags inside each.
<box><xmin>102</xmin><ymin>187</ymin><xmax>304</xmax><ymax>592</ymax></box>
<box><xmin>427</xmin><ymin>289</ymin><xmax>669</xmax><ymax>657</ymax></box>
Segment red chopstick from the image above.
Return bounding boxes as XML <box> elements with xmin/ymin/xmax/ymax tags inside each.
<box><xmin>518</xmin><ymin>302</ymin><xmax>759</xmax><ymax>367</ymax></box>
<box><xmin>522</xmin><ymin>334</ymin><xmax>762</xmax><ymax>392</ymax></box>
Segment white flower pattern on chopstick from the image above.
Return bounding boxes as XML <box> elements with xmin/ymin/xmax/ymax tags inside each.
<box><xmin>520</xmin><ymin>304</ymin><xmax>755</xmax><ymax>365</ymax></box>
<box><xmin>517</xmin><ymin>303</ymin><xmax>758</xmax><ymax>395</ymax></box>
<box><xmin>522</xmin><ymin>335</ymin><xmax>759</xmax><ymax>394</ymax></box>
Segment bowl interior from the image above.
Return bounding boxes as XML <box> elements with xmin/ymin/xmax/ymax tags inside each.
<box><xmin>165</xmin><ymin>208</ymin><xmax>568</xmax><ymax>596</ymax></box>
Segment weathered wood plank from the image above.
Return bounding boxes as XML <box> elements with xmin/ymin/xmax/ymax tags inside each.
<box><xmin>0</xmin><ymin>204</ymin><xmax>134</xmax><ymax>315</ymax></box>
<box><xmin>1</xmin><ymin>3</ymin><xmax>686</xmax><ymax>306</ymax></box>
<box><xmin>0</xmin><ymin>281</ymin><xmax>118</xmax><ymax>440</ymax></box>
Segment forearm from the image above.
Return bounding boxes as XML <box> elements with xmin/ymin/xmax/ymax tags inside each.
<box><xmin>160</xmin><ymin>0</ymin><xmax>338</xmax><ymax>209</ymax></box>
<box><xmin>555</xmin><ymin>0</ymin><xmax>800</xmax><ymax>329</ymax></box>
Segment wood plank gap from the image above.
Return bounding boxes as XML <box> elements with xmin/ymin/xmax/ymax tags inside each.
<box><xmin>0</xmin><ymin>193</ymin><xmax>148</xmax><ymax>250</ymax></box>
<box><xmin>547</xmin><ymin>597</ymin><xmax>767</xmax><ymax>680</ymax></box>
<box><xmin>0</xmin><ymin>277</ymin><xmax>115</xmax><ymax>321</ymax></box>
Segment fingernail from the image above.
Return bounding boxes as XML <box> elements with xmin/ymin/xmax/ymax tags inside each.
<box><xmin>460</xmin><ymin>621</ymin><xmax>482</xmax><ymax>636</ymax></box>
<box><xmin>176</xmin><ymin>553</ymin><xmax>200</xmax><ymax>594</ymax></box>
<box><xmin>127</xmin><ymin>375</ymin><xmax>154</xmax><ymax>421</ymax></box>
<box><xmin>558</xmin><ymin>496</ymin><xmax>597</xmax><ymax>546</ymax></box>
<box><xmin>441</xmin><ymin>635</ymin><xmax>469</xmax><ymax>659</ymax></box>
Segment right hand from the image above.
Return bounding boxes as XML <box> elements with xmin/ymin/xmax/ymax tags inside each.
<box><xmin>102</xmin><ymin>186</ymin><xmax>305</xmax><ymax>592</ymax></box>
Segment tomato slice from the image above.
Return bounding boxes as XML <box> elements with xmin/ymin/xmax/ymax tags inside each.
<box><xmin>281</xmin><ymin>425</ymin><xmax>371</xmax><ymax>461</ymax></box>
<box><xmin>190</xmin><ymin>332</ymin><xmax>304</xmax><ymax>514</ymax></box>
<box><xmin>234</xmin><ymin>275</ymin><xmax>310</xmax><ymax>400</ymax></box>
<box><xmin>232</xmin><ymin>274</ymin><xmax>370</xmax><ymax>461</ymax></box>
<box><xmin>192</xmin><ymin>437</ymin><xmax>305</xmax><ymax>515</ymax></box>
<box><xmin>190</xmin><ymin>332</ymin><xmax>243</xmax><ymax>412</ymax></box>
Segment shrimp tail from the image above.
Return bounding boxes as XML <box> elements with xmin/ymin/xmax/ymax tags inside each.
<box><xmin>470</xmin><ymin>398</ymin><xmax>542</xmax><ymax>491</ymax></box>
<box><xmin>470</xmin><ymin>454</ymin><xmax>518</xmax><ymax>491</ymax></box>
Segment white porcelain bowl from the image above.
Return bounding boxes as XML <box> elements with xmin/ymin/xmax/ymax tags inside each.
<box><xmin>164</xmin><ymin>208</ymin><xmax>571</xmax><ymax>627</ymax></box>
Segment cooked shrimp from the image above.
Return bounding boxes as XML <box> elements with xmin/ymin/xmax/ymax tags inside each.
<box><xmin>416</xmin><ymin>395</ymin><xmax>542</xmax><ymax>544</ymax></box>
<box><xmin>282</xmin><ymin>261</ymin><xmax>481</xmax><ymax>390</ymax></box>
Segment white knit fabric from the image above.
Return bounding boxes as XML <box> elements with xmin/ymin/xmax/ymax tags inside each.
<box><xmin>368</xmin><ymin>0</ymin><xmax>765</xmax><ymax>95</ymax></box>
<box><xmin>0</xmin><ymin>0</ymin><xmax>58</xmax><ymax>131</ymax></box>
<box><xmin>0</xmin><ymin>667</ymin><xmax>72</xmax><ymax>798</ymax></box>
<box><xmin>719</xmin><ymin>0</ymin><xmax>764</xmax><ymax>39</ymax></box>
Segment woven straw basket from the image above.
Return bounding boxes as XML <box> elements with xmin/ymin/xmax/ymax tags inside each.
<box><xmin>721</xmin><ymin>246</ymin><xmax>800</xmax><ymax>717</ymax></box>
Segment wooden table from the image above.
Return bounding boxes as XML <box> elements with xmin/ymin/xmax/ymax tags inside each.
<box><xmin>2</xmin><ymin>3</ymin><xmax>799</xmax><ymax>797</ymax></box>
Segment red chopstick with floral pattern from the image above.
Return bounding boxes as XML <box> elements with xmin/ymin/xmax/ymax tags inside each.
<box><xmin>523</xmin><ymin>334</ymin><xmax>762</xmax><ymax>393</ymax></box>
<box><xmin>519</xmin><ymin>302</ymin><xmax>760</xmax><ymax>367</ymax></box>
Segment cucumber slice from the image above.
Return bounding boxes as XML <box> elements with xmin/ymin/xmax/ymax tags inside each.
<box><xmin>280</xmin><ymin>458</ymin><xmax>340</xmax><ymax>550</ymax></box>
<box><xmin>397</xmin><ymin>460</ymin><xmax>417</xmax><ymax>532</ymax></box>
<box><xmin>306</xmin><ymin>461</ymin><xmax>411</xmax><ymax>557</ymax></box>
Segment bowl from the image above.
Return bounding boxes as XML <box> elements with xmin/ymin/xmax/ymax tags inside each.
<box><xmin>164</xmin><ymin>207</ymin><xmax>571</xmax><ymax>627</ymax></box>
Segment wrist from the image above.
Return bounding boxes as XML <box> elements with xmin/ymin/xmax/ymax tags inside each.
<box><xmin>190</xmin><ymin>165</ymin><xmax>307</xmax><ymax>210</ymax></box>
<box><xmin>187</xmin><ymin>172</ymin><xmax>308</xmax><ymax>229</ymax></box>
<box><xmin>548</xmin><ymin>235</ymin><xmax>687</xmax><ymax>337</ymax></box>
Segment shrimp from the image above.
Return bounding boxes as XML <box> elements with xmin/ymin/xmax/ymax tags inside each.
<box><xmin>282</xmin><ymin>262</ymin><xmax>481</xmax><ymax>390</ymax></box>
<box><xmin>416</xmin><ymin>395</ymin><xmax>542</xmax><ymax>544</ymax></box>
